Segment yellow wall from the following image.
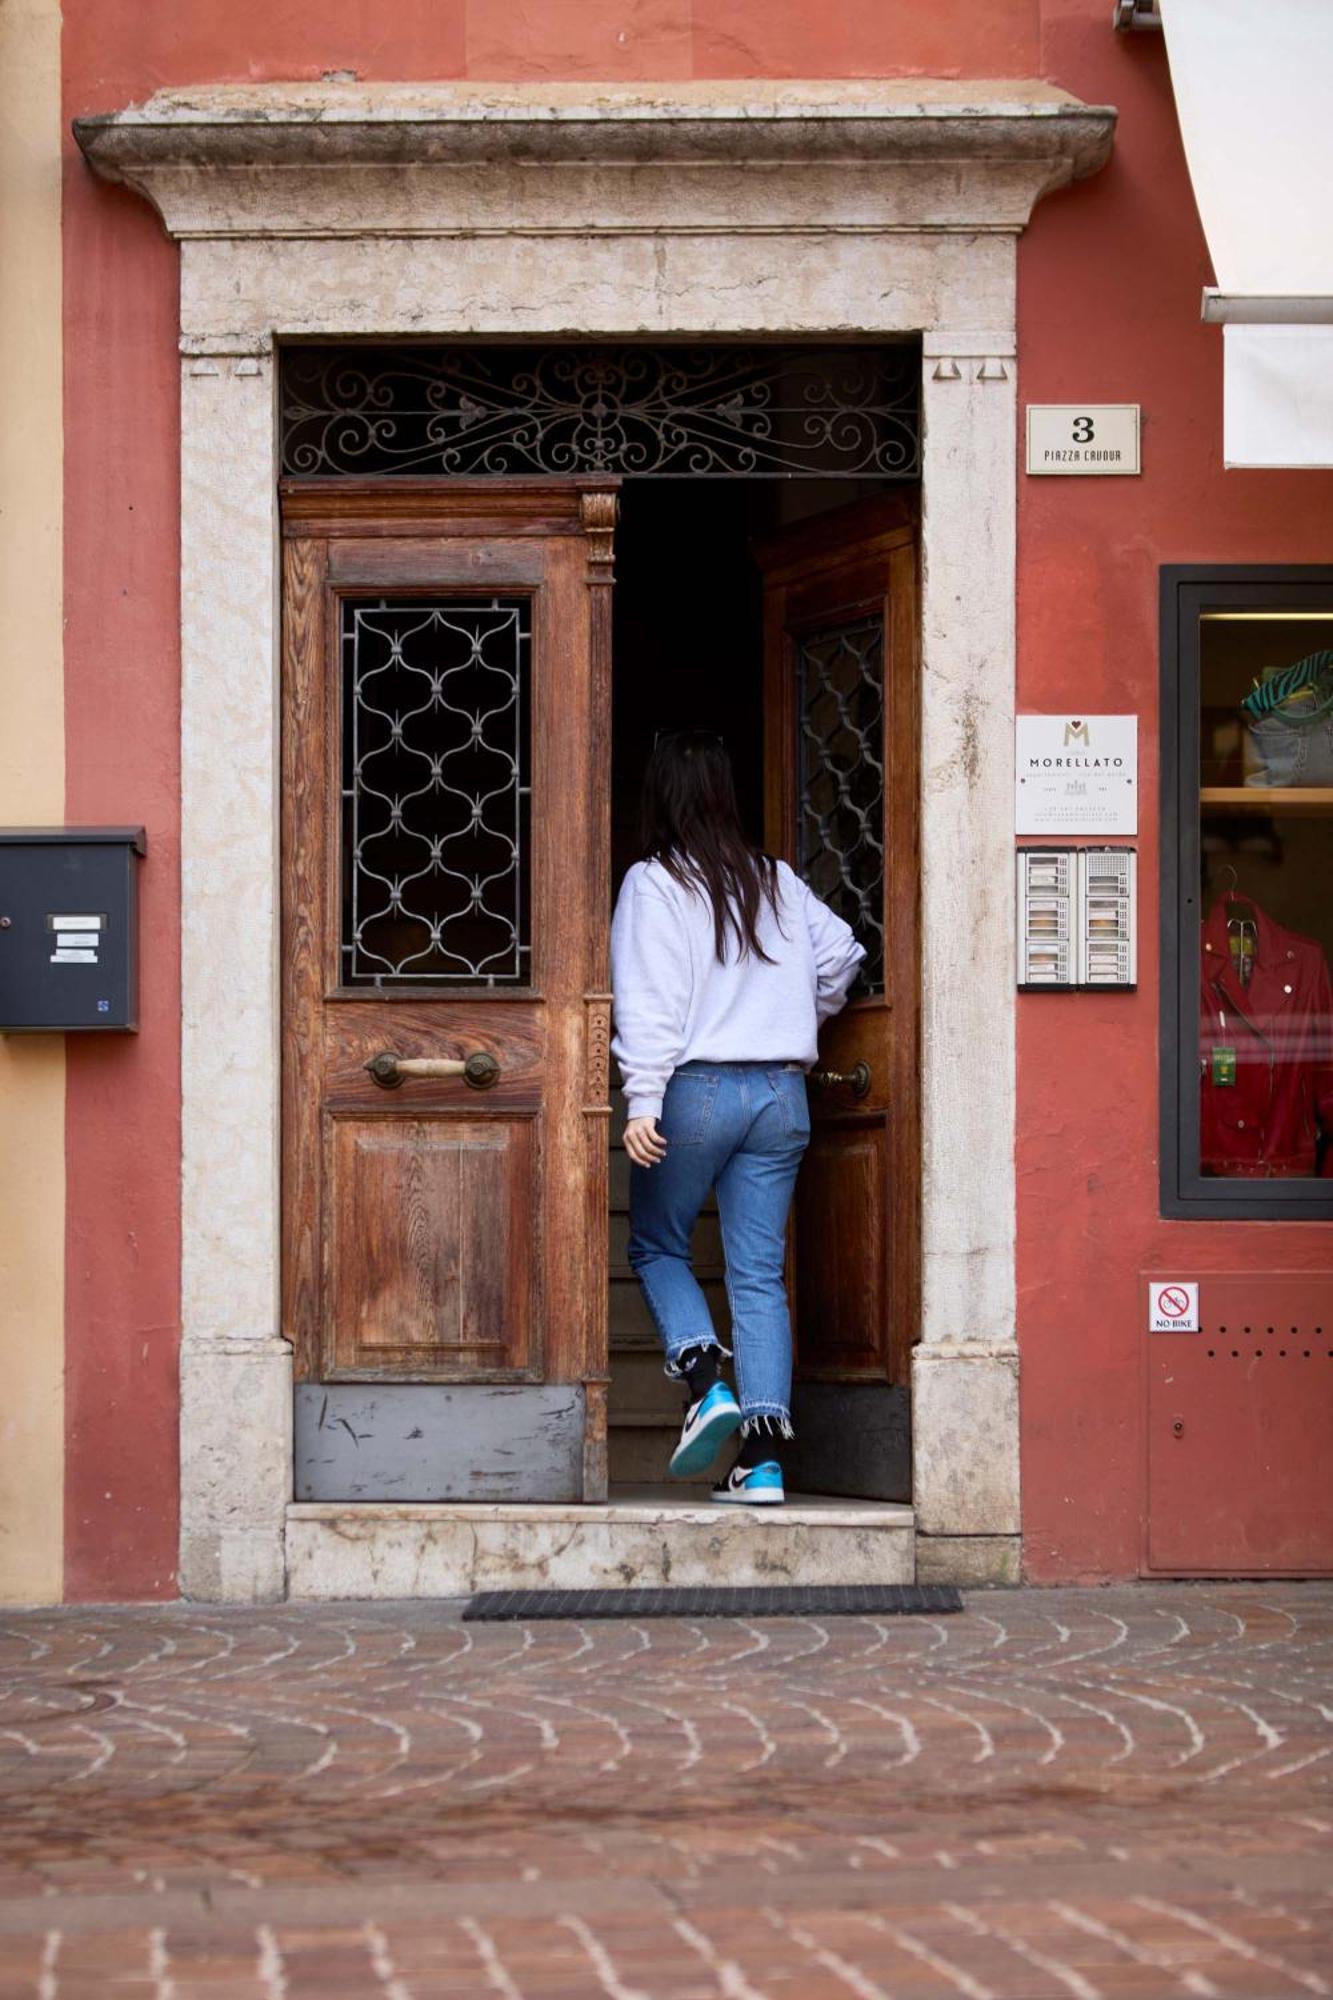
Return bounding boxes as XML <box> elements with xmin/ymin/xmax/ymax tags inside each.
<box><xmin>0</xmin><ymin>0</ymin><xmax>65</xmax><ymax>1603</ymax></box>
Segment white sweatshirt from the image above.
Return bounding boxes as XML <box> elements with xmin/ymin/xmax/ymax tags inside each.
<box><xmin>610</xmin><ymin>856</ymin><xmax>866</xmax><ymax>1121</ymax></box>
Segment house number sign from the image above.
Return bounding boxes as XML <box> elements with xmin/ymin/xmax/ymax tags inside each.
<box><xmin>1026</xmin><ymin>404</ymin><xmax>1141</xmax><ymax>475</ymax></box>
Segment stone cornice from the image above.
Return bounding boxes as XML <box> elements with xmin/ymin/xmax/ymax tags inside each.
<box><xmin>74</xmin><ymin>80</ymin><xmax>1115</xmax><ymax>241</ymax></box>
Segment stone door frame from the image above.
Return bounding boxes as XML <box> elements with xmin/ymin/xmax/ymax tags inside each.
<box><xmin>75</xmin><ymin>80</ymin><xmax>1115</xmax><ymax>1599</ymax></box>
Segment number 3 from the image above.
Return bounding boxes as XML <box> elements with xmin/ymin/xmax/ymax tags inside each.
<box><xmin>1072</xmin><ymin>415</ymin><xmax>1095</xmax><ymax>443</ymax></box>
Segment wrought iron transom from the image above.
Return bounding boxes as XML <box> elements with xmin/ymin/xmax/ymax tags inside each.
<box><xmin>340</xmin><ymin>596</ymin><xmax>530</xmax><ymax>987</ymax></box>
<box><xmin>797</xmin><ymin>615</ymin><xmax>885</xmax><ymax>996</ymax></box>
<box><xmin>282</xmin><ymin>344</ymin><xmax>920</xmax><ymax>480</ymax></box>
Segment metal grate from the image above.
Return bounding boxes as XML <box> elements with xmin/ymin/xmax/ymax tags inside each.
<box><xmin>464</xmin><ymin>1584</ymin><xmax>963</xmax><ymax>1621</ymax></box>
<box><xmin>340</xmin><ymin>596</ymin><xmax>530</xmax><ymax>987</ymax></box>
<box><xmin>797</xmin><ymin>614</ymin><xmax>885</xmax><ymax>994</ymax></box>
<box><xmin>282</xmin><ymin>344</ymin><xmax>921</xmax><ymax>480</ymax></box>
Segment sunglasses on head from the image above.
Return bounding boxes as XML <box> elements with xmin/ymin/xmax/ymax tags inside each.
<box><xmin>653</xmin><ymin>727</ymin><xmax>725</xmax><ymax>749</ymax></box>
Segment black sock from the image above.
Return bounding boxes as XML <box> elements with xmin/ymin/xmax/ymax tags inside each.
<box><xmin>736</xmin><ymin>1423</ymin><xmax>786</xmax><ymax>1470</ymax></box>
<box><xmin>677</xmin><ymin>1344</ymin><xmax>721</xmax><ymax>1404</ymax></box>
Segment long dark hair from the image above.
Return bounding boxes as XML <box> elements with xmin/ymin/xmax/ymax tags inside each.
<box><xmin>641</xmin><ymin>730</ymin><xmax>783</xmax><ymax>963</ymax></box>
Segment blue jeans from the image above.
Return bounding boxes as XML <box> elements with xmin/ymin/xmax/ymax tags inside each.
<box><xmin>627</xmin><ymin>1060</ymin><xmax>810</xmax><ymax>1433</ymax></box>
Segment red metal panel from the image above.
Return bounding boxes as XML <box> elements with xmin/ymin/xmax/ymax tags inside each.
<box><xmin>1146</xmin><ymin>1274</ymin><xmax>1333</xmax><ymax>1575</ymax></box>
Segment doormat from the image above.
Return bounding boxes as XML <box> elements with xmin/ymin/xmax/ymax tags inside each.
<box><xmin>463</xmin><ymin>1584</ymin><xmax>963</xmax><ymax>1621</ymax></box>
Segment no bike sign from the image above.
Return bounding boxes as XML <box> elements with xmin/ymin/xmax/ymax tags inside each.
<box><xmin>1148</xmin><ymin>1281</ymin><xmax>1200</xmax><ymax>1333</ymax></box>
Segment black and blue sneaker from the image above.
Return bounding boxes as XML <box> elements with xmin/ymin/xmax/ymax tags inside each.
<box><xmin>669</xmin><ymin>1380</ymin><xmax>742</xmax><ymax>1478</ymax></box>
<box><xmin>711</xmin><ymin>1461</ymin><xmax>785</xmax><ymax>1506</ymax></box>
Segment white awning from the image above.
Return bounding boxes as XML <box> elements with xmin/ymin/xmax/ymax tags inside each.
<box><xmin>1161</xmin><ymin>0</ymin><xmax>1333</xmax><ymax>467</ymax></box>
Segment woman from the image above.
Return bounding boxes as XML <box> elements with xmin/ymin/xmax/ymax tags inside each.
<box><xmin>610</xmin><ymin>729</ymin><xmax>865</xmax><ymax>1505</ymax></box>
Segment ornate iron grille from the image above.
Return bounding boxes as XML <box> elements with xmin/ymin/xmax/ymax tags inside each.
<box><xmin>797</xmin><ymin>615</ymin><xmax>885</xmax><ymax>995</ymax></box>
<box><xmin>282</xmin><ymin>344</ymin><xmax>920</xmax><ymax>480</ymax></box>
<box><xmin>340</xmin><ymin>596</ymin><xmax>530</xmax><ymax>986</ymax></box>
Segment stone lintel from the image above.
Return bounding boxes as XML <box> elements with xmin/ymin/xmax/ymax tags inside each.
<box><xmin>73</xmin><ymin>80</ymin><xmax>1115</xmax><ymax>242</ymax></box>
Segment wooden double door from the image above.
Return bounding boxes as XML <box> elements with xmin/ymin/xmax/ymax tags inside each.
<box><xmin>282</xmin><ymin>479</ymin><xmax>917</xmax><ymax>1504</ymax></box>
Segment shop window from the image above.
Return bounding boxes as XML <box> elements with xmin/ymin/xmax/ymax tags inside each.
<box><xmin>1162</xmin><ymin>568</ymin><xmax>1333</xmax><ymax>1218</ymax></box>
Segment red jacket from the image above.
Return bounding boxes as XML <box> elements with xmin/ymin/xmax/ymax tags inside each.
<box><xmin>1199</xmin><ymin>902</ymin><xmax>1333</xmax><ymax>1179</ymax></box>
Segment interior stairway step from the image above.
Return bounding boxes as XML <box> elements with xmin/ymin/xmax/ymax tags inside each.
<box><xmin>610</xmin><ymin>1422</ymin><xmax>712</xmax><ymax>1487</ymax></box>
<box><xmin>287</xmin><ymin>1490</ymin><xmax>915</xmax><ymax>1598</ymax></box>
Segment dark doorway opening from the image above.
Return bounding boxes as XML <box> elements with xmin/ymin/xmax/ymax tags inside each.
<box><xmin>608</xmin><ymin>478</ymin><xmax>903</xmax><ymax>1494</ymax></box>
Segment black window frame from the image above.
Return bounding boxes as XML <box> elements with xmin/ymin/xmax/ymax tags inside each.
<box><xmin>1160</xmin><ymin>563</ymin><xmax>1333</xmax><ymax>1220</ymax></box>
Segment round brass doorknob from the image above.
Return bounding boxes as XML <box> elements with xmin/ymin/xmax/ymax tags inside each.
<box><xmin>810</xmin><ymin>1060</ymin><xmax>872</xmax><ymax>1100</ymax></box>
<box><xmin>365</xmin><ymin>1050</ymin><xmax>501</xmax><ymax>1090</ymax></box>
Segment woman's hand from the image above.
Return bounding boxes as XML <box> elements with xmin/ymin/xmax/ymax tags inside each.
<box><xmin>624</xmin><ymin>1116</ymin><xmax>668</xmax><ymax>1168</ymax></box>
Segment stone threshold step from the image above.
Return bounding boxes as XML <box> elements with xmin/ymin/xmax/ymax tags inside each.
<box><xmin>286</xmin><ymin>1490</ymin><xmax>915</xmax><ymax>1599</ymax></box>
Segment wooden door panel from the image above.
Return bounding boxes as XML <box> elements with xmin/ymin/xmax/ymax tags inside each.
<box><xmin>757</xmin><ymin>493</ymin><xmax>919</xmax><ymax>1401</ymax></box>
<box><xmin>322</xmin><ymin>1004</ymin><xmax>545</xmax><ymax>1103</ymax></box>
<box><xmin>794</xmin><ymin>1119</ymin><xmax>889</xmax><ymax>1376</ymax></box>
<box><xmin>326</xmin><ymin>1114</ymin><xmax>537</xmax><ymax>1374</ymax></box>
<box><xmin>282</xmin><ymin>481</ymin><xmax>617</xmax><ymax>1503</ymax></box>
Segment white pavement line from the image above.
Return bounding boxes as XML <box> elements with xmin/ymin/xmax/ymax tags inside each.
<box><xmin>1045</xmin><ymin>1610</ymin><xmax>1131</xmax><ymax>1668</ymax></box>
<box><xmin>940</xmin><ymin>1679</ymin><xmax>1066</xmax><ymax>1765</ymax></box>
<box><xmin>858</xmin><ymin>1911</ymin><xmax>995</xmax><ymax>2000</ymax></box>
<box><xmin>183</xmin><ymin>1620</ymin><xmax>240</xmax><ymax>1674</ymax></box>
<box><xmin>1268</xmin><ymin>1743</ymin><xmax>1333</xmax><ymax>1781</ymax></box>
<box><xmin>1071</xmin><ymin>1677</ymin><xmax>1206</xmax><ymax>1767</ymax></box>
<box><xmin>944</xmin><ymin>1901</ymin><xmax>1102</xmax><ymax>2000</ymax></box>
<box><xmin>0</xmin><ymin>1625</ymin><xmax>52</xmax><ymax>1661</ymax></box>
<box><xmin>1050</xmin><ymin>1901</ymin><xmax>1221</xmax><ymax>1997</ymax></box>
<box><xmin>819</xmin><ymin>1687</ymin><xmax>923</xmax><ymax>1769</ymax></box>
<box><xmin>363</xmin><ymin>1920</ymin><xmax>414</xmax><ymax>2000</ymax></box>
<box><xmin>1011</xmin><ymin>1613</ymin><xmax>1073</xmax><ymax>1662</ymax></box>
<box><xmin>614</xmin><ymin>1687</ymin><xmax>705</xmax><ymax>1771</ymax></box>
<box><xmin>64</xmin><ymin>1630</ymin><xmax>115</xmax><ymax>1675</ymax></box>
<box><xmin>520</xmin><ymin>1688</ymin><xmax>636</xmax><ymax>1775</ymax></box>
<box><xmin>281</xmin><ymin>1628</ymin><xmax>360</xmax><ymax>1677</ymax></box>
<box><xmin>672</xmin><ymin>1914</ymin><xmax>772</xmax><ymax>2000</ymax></box>
<box><xmin>1021</xmin><ymin>1679</ymin><xmax>1137</xmax><ymax>1764</ymax></box>
<box><xmin>1228</xmin><ymin>1884</ymin><xmax>1322</xmax><ymax>1937</ymax></box>
<box><xmin>714</xmin><ymin>1696</ymin><xmax>779</xmax><ymax>1771</ymax></box>
<box><xmin>64</xmin><ymin>1720</ymin><xmax>117</xmax><ymax>1782</ymax></box>
<box><xmin>915</xmin><ymin>1690</ymin><xmax>996</xmax><ymax>1763</ymax></box>
<box><xmin>148</xmin><ymin>1925</ymin><xmax>177</xmax><ymax>2000</ymax></box>
<box><xmin>449</xmin><ymin>1688</ymin><xmax>561</xmax><ymax>1751</ymax></box>
<box><xmin>570</xmin><ymin>1624</ymin><xmax>651</xmax><ymax>1677</ymax></box>
<box><xmin>1133</xmin><ymin>1897</ymin><xmax>1333</xmax><ymax>1996</ymax></box>
<box><xmin>561</xmin><ymin>1914</ymin><xmax>654</xmax><ymax>2000</ymax></box>
<box><xmin>723</xmin><ymin>1621</ymin><xmax>774</xmax><ymax>1668</ymax></box>
<box><xmin>1193</xmin><ymin>1687</ymin><xmax>1285</xmax><ymax>1782</ymax></box>
<box><xmin>851</xmin><ymin>1836</ymin><xmax>903</xmax><ymax>1865</ymax></box>
<box><xmin>768</xmin><ymin>1690</ymin><xmax>849</xmax><ymax>1769</ymax></box>
<box><xmin>776</xmin><ymin>1618</ymin><xmax>832</xmax><ymax>1664</ymax></box>
<box><xmin>767</xmin><ymin>1909</ymin><xmax>891</xmax><ymax>2000</ymax></box>
<box><xmin>256</xmin><ymin>1923</ymin><xmax>289</xmax><ymax>2000</ymax></box>
<box><xmin>458</xmin><ymin>1916</ymin><xmax>525</xmax><ymax>1999</ymax></box>
<box><xmin>37</xmin><ymin>1930</ymin><xmax>59</xmax><ymax>2000</ymax></box>
<box><xmin>453</xmin><ymin>1760</ymin><xmax>537</xmax><ymax>1793</ymax></box>
<box><xmin>1142</xmin><ymin>1609</ymin><xmax>1191</xmax><ymax>1656</ymax></box>
<box><xmin>0</xmin><ymin>1725</ymin><xmax>44</xmax><ymax>1756</ymax></box>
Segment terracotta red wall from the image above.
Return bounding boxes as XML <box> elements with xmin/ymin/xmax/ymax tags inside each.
<box><xmin>60</xmin><ymin>0</ymin><xmax>1333</xmax><ymax>1594</ymax></box>
<box><xmin>1016</xmin><ymin>13</ymin><xmax>1333</xmax><ymax>1580</ymax></box>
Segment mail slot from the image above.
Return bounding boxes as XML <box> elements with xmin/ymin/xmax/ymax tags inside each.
<box><xmin>0</xmin><ymin>828</ymin><xmax>146</xmax><ymax>1032</ymax></box>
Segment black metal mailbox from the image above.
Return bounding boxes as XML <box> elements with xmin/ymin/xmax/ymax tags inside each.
<box><xmin>0</xmin><ymin>828</ymin><xmax>146</xmax><ymax>1032</ymax></box>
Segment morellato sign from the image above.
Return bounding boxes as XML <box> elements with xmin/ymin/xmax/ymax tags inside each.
<box><xmin>1015</xmin><ymin>715</ymin><xmax>1139</xmax><ymax>834</ymax></box>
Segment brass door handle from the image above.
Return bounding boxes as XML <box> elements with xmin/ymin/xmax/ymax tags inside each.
<box><xmin>364</xmin><ymin>1050</ymin><xmax>501</xmax><ymax>1091</ymax></box>
<box><xmin>810</xmin><ymin>1060</ymin><xmax>872</xmax><ymax>1100</ymax></box>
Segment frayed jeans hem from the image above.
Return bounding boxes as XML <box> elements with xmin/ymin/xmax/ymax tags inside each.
<box><xmin>740</xmin><ymin>1409</ymin><xmax>794</xmax><ymax>1441</ymax></box>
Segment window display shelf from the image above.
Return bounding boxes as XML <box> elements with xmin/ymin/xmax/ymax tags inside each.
<box><xmin>1201</xmin><ymin>786</ymin><xmax>1333</xmax><ymax>816</ymax></box>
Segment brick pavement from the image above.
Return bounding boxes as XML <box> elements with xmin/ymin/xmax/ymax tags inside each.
<box><xmin>0</xmin><ymin>1584</ymin><xmax>1329</xmax><ymax>1997</ymax></box>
